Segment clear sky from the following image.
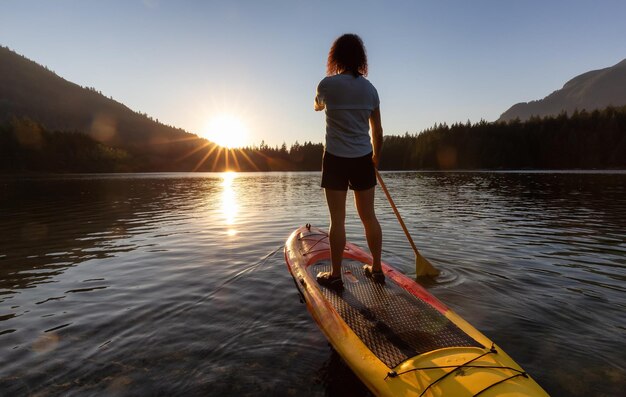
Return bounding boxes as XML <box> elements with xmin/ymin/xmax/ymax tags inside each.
<box><xmin>2</xmin><ymin>0</ymin><xmax>626</xmax><ymax>147</ymax></box>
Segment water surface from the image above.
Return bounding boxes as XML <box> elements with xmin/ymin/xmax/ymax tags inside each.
<box><xmin>1</xmin><ymin>171</ymin><xmax>625</xmax><ymax>396</ymax></box>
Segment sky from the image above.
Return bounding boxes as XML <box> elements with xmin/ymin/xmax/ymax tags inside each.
<box><xmin>2</xmin><ymin>0</ymin><xmax>626</xmax><ymax>147</ymax></box>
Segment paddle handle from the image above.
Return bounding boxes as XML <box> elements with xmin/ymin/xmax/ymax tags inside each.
<box><xmin>375</xmin><ymin>170</ymin><xmax>421</xmax><ymax>255</ymax></box>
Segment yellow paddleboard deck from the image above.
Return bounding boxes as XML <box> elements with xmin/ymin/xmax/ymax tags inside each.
<box><xmin>285</xmin><ymin>225</ymin><xmax>549</xmax><ymax>397</ymax></box>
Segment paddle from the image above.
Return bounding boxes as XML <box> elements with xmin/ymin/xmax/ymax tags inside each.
<box><xmin>375</xmin><ymin>169</ymin><xmax>440</xmax><ymax>277</ymax></box>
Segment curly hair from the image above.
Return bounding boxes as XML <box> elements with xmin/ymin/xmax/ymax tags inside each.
<box><xmin>327</xmin><ymin>33</ymin><xmax>368</xmax><ymax>77</ymax></box>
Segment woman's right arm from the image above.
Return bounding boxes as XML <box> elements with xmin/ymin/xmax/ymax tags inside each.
<box><xmin>314</xmin><ymin>96</ymin><xmax>325</xmax><ymax>111</ymax></box>
<box><xmin>370</xmin><ymin>107</ymin><xmax>383</xmax><ymax>168</ymax></box>
<box><xmin>314</xmin><ymin>81</ymin><xmax>326</xmax><ymax>111</ymax></box>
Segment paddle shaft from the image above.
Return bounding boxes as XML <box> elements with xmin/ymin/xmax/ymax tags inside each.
<box><xmin>375</xmin><ymin>170</ymin><xmax>439</xmax><ymax>276</ymax></box>
<box><xmin>375</xmin><ymin>170</ymin><xmax>420</xmax><ymax>254</ymax></box>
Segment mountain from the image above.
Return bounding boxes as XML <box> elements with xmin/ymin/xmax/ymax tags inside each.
<box><xmin>0</xmin><ymin>46</ymin><xmax>214</xmax><ymax>171</ymax></box>
<box><xmin>499</xmin><ymin>58</ymin><xmax>626</xmax><ymax>122</ymax></box>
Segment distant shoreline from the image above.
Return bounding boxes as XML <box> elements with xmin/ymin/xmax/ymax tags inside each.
<box><xmin>3</xmin><ymin>169</ymin><xmax>626</xmax><ymax>178</ymax></box>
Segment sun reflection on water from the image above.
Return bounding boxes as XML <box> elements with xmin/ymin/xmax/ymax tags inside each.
<box><xmin>221</xmin><ymin>172</ymin><xmax>238</xmax><ymax>235</ymax></box>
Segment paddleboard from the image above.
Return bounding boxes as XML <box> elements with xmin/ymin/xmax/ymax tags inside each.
<box><xmin>284</xmin><ymin>225</ymin><xmax>549</xmax><ymax>397</ymax></box>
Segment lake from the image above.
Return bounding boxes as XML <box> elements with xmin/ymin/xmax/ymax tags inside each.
<box><xmin>1</xmin><ymin>171</ymin><xmax>625</xmax><ymax>396</ymax></box>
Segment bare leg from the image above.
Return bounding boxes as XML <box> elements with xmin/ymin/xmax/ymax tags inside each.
<box><xmin>324</xmin><ymin>188</ymin><xmax>347</xmax><ymax>277</ymax></box>
<box><xmin>354</xmin><ymin>187</ymin><xmax>382</xmax><ymax>271</ymax></box>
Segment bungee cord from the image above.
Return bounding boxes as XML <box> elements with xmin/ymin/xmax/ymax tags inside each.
<box><xmin>384</xmin><ymin>344</ymin><xmax>528</xmax><ymax>397</ymax></box>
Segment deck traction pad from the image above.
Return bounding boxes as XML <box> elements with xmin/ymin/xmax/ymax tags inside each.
<box><xmin>310</xmin><ymin>260</ymin><xmax>483</xmax><ymax>368</ymax></box>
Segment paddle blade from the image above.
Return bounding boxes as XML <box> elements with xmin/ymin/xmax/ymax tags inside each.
<box><xmin>416</xmin><ymin>253</ymin><xmax>440</xmax><ymax>277</ymax></box>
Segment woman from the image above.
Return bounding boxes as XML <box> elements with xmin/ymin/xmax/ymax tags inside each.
<box><xmin>314</xmin><ymin>33</ymin><xmax>384</xmax><ymax>289</ymax></box>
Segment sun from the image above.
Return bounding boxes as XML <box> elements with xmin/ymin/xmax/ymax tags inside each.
<box><xmin>202</xmin><ymin>114</ymin><xmax>249</xmax><ymax>149</ymax></box>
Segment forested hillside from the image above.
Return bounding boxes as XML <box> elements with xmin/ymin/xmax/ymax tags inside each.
<box><xmin>0</xmin><ymin>46</ymin><xmax>218</xmax><ymax>171</ymax></box>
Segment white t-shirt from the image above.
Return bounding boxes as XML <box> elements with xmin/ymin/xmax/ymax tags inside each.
<box><xmin>315</xmin><ymin>74</ymin><xmax>380</xmax><ymax>158</ymax></box>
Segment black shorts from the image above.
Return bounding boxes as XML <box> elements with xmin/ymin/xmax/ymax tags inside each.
<box><xmin>321</xmin><ymin>151</ymin><xmax>377</xmax><ymax>191</ymax></box>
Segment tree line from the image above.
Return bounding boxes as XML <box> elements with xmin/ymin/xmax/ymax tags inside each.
<box><xmin>1</xmin><ymin>117</ymin><xmax>130</xmax><ymax>172</ymax></box>
<box><xmin>379</xmin><ymin>106</ymin><xmax>626</xmax><ymax>170</ymax></box>
<box><xmin>0</xmin><ymin>117</ymin><xmax>324</xmax><ymax>173</ymax></box>
<box><xmin>1</xmin><ymin>105</ymin><xmax>625</xmax><ymax>173</ymax></box>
